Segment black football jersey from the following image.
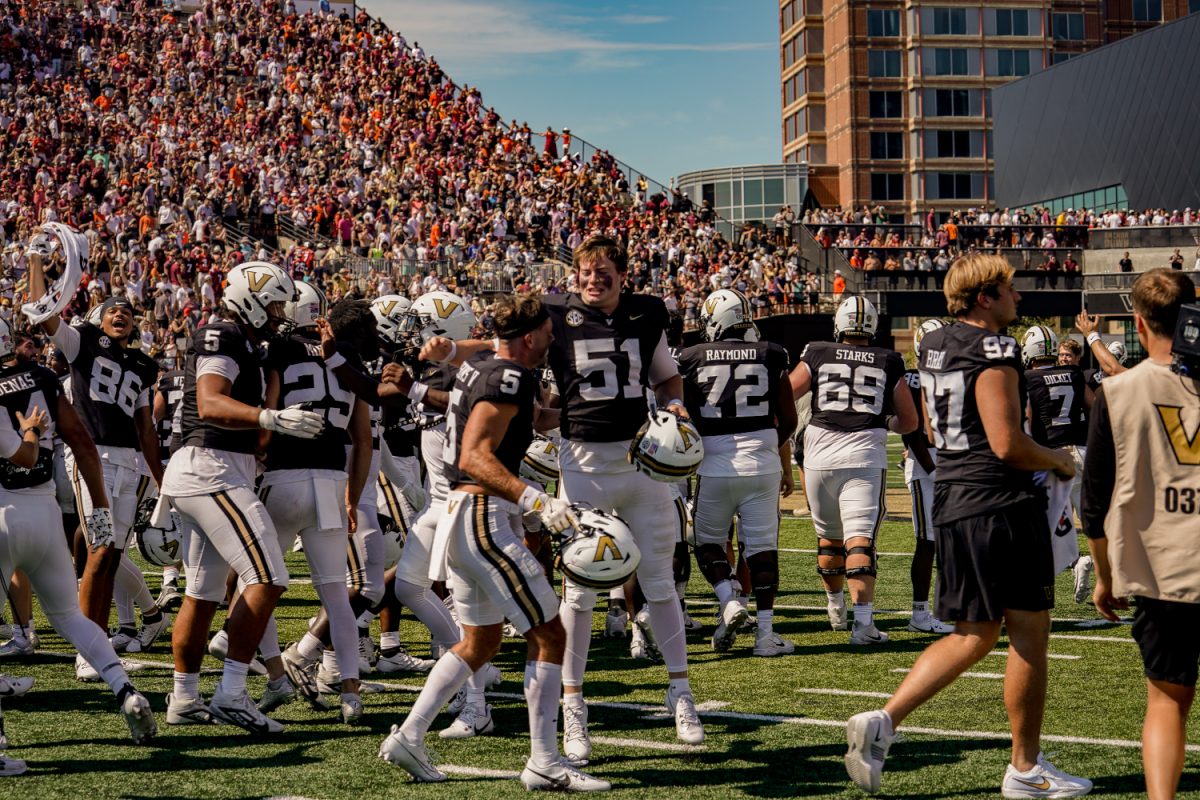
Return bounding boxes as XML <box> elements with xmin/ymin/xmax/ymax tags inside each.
<box><xmin>1025</xmin><ymin>365</ymin><xmax>1087</xmax><ymax>448</ymax></box>
<box><xmin>64</xmin><ymin>322</ymin><xmax>157</xmax><ymax>448</ymax></box>
<box><xmin>414</xmin><ymin>359</ymin><xmax>456</xmax><ymax>424</ymax></box>
<box><xmin>0</xmin><ymin>364</ymin><xmax>60</xmax><ymax>490</ymax></box>
<box><xmin>677</xmin><ymin>340</ymin><xmax>788</xmax><ymax>437</ymax></box>
<box><xmin>802</xmin><ymin>341</ymin><xmax>904</xmax><ymax>432</ymax></box>
<box><xmin>918</xmin><ymin>322</ymin><xmax>1037</xmax><ymax>522</ymax></box>
<box><xmin>180</xmin><ymin>321</ymin><xmax>264</xmax><ymax>454</ymax></box>
<box><xmin>263</xmin><ymin>335</ymin><xmax>354</xmax><ymax>472</ymax></box>
<box><xmin>1082</xmin><ymin>367</ymin><xmax>1106</xmax><ymax>392</ymax></box>
<box><xmin>156</xmin><ymin>369</ymin><xmax>185</xmax><ymax>454</ymax></box>
<box><xmin>443</xmin><ymin>352</ymin><xmax>537</xmax><ymax>488</ymax></box>
<box><xmin>544</xmin><ymin>292</ymin><xmax>668</xmax><ymax>443</ymax></box>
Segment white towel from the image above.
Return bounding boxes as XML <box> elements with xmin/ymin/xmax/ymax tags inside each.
<box><xmin>1036</xmin><ymin>469</ymin><xmax>1079</xmax><ymax>575</ymax></box>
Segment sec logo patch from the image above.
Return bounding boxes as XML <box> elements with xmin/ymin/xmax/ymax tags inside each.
<box><xmin>566</xmin><ymin>309</ymin><xmax>584</xmax><ymax>327</ymax></box>
<box><xmin>98</xmin><ymin>336</ymin><xmax>112</xmax><ymax>349</ymax></box>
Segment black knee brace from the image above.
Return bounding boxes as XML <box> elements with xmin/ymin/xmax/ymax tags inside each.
<box><xmin>845</xmin><ymin>544</ymin><xmax>877</xmax><ymax>579</ymax></box>
<box><xmin>746</xmin><ymin>551</ymin><xmax>779</xmax><ymax>594</ymax></box>
<box><xmin>673</xmin><ymin>540</ymin><xmax>692</xmax><ymax>584</ymax></box>
<box><xmin>816</xmin><ymin>544</ymin><xmax>846</xmax><ymax>577</ymax></box>
<box><xmin>696</xmin><ymin>543</ymin><xmax>733</xmax><ymax>585</ymax></box>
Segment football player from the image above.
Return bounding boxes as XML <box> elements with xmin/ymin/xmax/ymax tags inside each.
<box><xmin>845</xmin><ymin>254</ymin><xmax>1089</xmax><ymax>798</ymax></box>
<box><xmin>788</xmin><ymin>296</ymin><xmax>917</xmax><ymax>644</ymax></box>
<box><xmin>677</xmin><ymin>289</ymin><xmax>797</xmax><ymax>656</ymax></box>
<box><xmin>1075</xmin><ymin>312</ymin><xmax>1129</xmax><ymax>389</ymax></box>
<box><xmin>151</xmin><ymin>355</ymin><xmax>186</xmax><ymax>612</ymax></box>
<box><xmin>27</xmin><ymin>250</ymin><xmax>166</xmax><ymax>680</ymax></box>
<box><xmin>160</xmin><ymin>261</ymin><xmax>324</xmax><ymax>734</ymax></box>
<box><xmin>901</xmin><ymin>319</ymin><xmax>954</xmax><ymax>635</ymax></box>
<box><xmin>0</xmin><ymin>318</ymin><xmax>156</xmax><ymax>744</ymax></box>
<box><xmin>378</xmin><ymin>294</ymin><xmax>609</xmax><ymax>791</ymax></box>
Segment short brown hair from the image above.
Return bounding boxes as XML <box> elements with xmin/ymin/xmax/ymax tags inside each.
<box><xmin>1132</xmin><ymin>268</ymin><xmax>1197</xmax><ymax>337</ymax></box>
<box><xmin>572</xmin><ymin>235</ymin><xmax>627</xmax><ymax>274</ymax></box>
<box><xmin>1059</xmin><ymin>338</ymin><xmax>1082</xmax><ymax>356</ymax></box>
<box><xmin>943</xmin><ymin>253</ymin><xmax>1015</xmax><ymax>317</ymax></box>
<box><xmin>492</xmin><ymin>293</ymin><xmax>548</xmax><ymax>340</ymax></box>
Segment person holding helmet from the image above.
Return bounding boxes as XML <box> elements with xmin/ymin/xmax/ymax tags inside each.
<box><xmin>789</xmin><ymin>295</ymin><xmax>918</xmax><ymax>644</ymax></box>
<box><xmin>160</xmin><ymin>261</ymin><xmax>324</xmax><ymax>735</ymax></box>
<box><xmin>677</xmin><ymin>288</ymin><xmax>798</xmax><ymax>657</ymax></box>
<box><xmin>379</xmin><ymin>294</ymin><xmax>612</xmax><ymax>792</ymax></box>
<box><xmin>901</xmin><ymin>319</ymin><xmax>954</xmax><ymax>635</ymax></box>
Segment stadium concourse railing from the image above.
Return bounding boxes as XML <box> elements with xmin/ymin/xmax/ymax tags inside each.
<box><xmin>802</xmin><ymin>221</ymin><xmax>1093</xmax><ymax>250</ymax></box>
<box><xmin>1088</xmin><ymin>225</ymin><xmax>1200</xmax><ymax>250</ymax></box>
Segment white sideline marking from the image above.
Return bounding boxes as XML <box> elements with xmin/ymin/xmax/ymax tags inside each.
<box><xmin>986</xmin><ymin>651</ymin><xmax>1081</xmax><ymax>660</ymax></box>
<box><xmin>440</xmin><ymin>765</ymin><xmax>521</xmax><ymax>779</ymax></box>
<box><xmin>288</xmin><ymin>578</ymin><xmax>313</xmax><ymax>585</ymax></box>
<box><xmin>695</xmin><ymin>700</ymin><xmax>731</xmax><ymax>711</ymax></box>
<box><xmin>1050</xmin><ymin>633</ymin><xmax>1134</xmax><ymax>643</ymax></box>
<box><xmin>35</xmin><ymin>650</ymin><xmax>220</xmax><ymax>673</ymax></box>
<box><xmin>593</xmin><ymin>735</ymin><xmax>702</xmax><ymax>752</ymax></box>
<box><xmin>891</xmin><ymin>668</ymin><xmax>1004</xmax><ymax>679</ymax></box>
<box><xmin>797</xmin><ymin>687</ymin><xmax>893</xmax><ymax>699</ymax></box>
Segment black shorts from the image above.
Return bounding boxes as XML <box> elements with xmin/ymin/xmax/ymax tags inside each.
<box><xmin>934</xmin><ymin>499</ymin><xmax>1054</xmax><ymax>622</ymax></box>
<box><xmin>1133</xmin><ymin>596</ymin><xmax>1200</xmax><ymax>687</ymax></box>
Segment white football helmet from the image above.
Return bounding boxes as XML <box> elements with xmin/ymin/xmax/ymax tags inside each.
<box><xmin>628</xmin><ymin>410</ymin><xmax>704</xmax><ymax>483</ymax></box>
<box><xmin>833</xmin><ymin>295</ymin><xmax>879</xmax><ymax>341</ymax></box>
<box><xmin>222</xmin><ymin>261</ymin><xmax>297</xmax><ymax>331</ymax></box>
<box><xmin>286</xmin><ymin>280</ymin><xmax>327</xmax><ymax>329</ymax></box>
<box><xmin>1108</xmin><ymin>340</ymin><xmax>1128</xmax><ymax>364</ymax></box>
<box><xmin>913</xmin><ymin>318</ymin><xmax>947</xmax><ymax>358</ymax></box>
<box><xmin>556</xmin><ymin>505</ymin><xmax>641</xmax><ymax>589</ymax></box>
<box><xmin>520</xmin><ymin>434</ymin><xmax>560</xmax><ymax>485</ymax></box>
<box><xmin>700</xmin><ymin>288</ymin><xmax>758</xmax><ymax>342</ymax></box>
<box><xmin>136</xmin><ymin>513</ymin><xmax>183</xmax><ymax>567</ymax></box>
<box><xmin>371</xmin><ymin>294</ymin><xmax>413</xmax><ymax>344</ymax></box>
<box><xmin>0</xmin><ymin>318</ymin><xmax>13</xmax><ymax>359</ymax></box>
<box><xmin>1022</xmin><ymin>325</ymin><xmax>1059</xmax><ymax>366</ymax></box>
<box><xmin>401</xmin><ymin>291</ymin><xmax>476</xmax><ymax>344</ymax></box>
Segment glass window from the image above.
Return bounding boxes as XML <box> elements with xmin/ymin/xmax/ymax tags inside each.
<box><xmin>930</xmin><ymin>88</ymin><xmax>973</xmax><ymax>116</ymax></box>
<box><xmin>870</xmin><ymin>131</ymin><xmax>904</xmax><ymax>159</ymax></box>
<box><xmin>932</xmin><ymin>130</ymin><xmax>972</xmax><ymax>157</ymax></box>
<box><xmin>867</xmin><ymin>9</ymin><xmax>901</xmax><ymax>36</ymax></box>
<box><xmin>763</xmin><ymin>179</ymin><xmax>785</xmax><ymax>207</ymax></box>
<box><xmin>1191</xmin><ymin>0</ymin><xmax>1200</xmax><ymax>14</ymax></box>
<box><xmin>808</xmin><ymin>104</ymin><xmax>825</xmax><ymax>131</ymax></box>
<box><xmin>995</xmin><ymin>9</ymin><xmax>1030</xmax><ymax>35</ymax></box>
<box><xmin>932</xmin><ymin>7</ymin><xmax>967</xmax><ymax>34</ymax></box>
<box><xmin>782</xmin><ymin>1</ymin><xmax>795</xmax><ymax>29</ymax></box>
<box><xmin>808</xmin><ymin>144</ymin><xmax>827</xmax><ymax>163</ymax></box>
<box><xmin>702</xmin><ymin>183</ymin><xmax>715</xmax><ymax>208</ymax></box>
<box><xmin>869</xmin><ymin>50</ymin><xmax>902</xmax><ymax>77</ymax></box>
<box><xmin>871</xmin><ymin>174</ymin><xmax>905</xmax><ymax>200</ymax></box>
<box><xmin>732</xmin><ymin>181</ymin><xmax>742</xmax><ymax>205</ymax></box>
<box><xmin>932</xmin><ymin>48</ymin><xmax>969</xmax><ymax>75</ymax></box>
<box><xmin>806</xmin><ymin>0</ymin><xmax>823</xmax><ymax>15</ymax></box>
<box><xmin>869</xmin><ymin>91</ymin><xmax>902</xmax><ymax>118</ymax></box>
<box><xmin>744</xmin><ymin>180</ymin><xmax>763</xmax><ymax>205</ymax></box>
<box><xmin>1051</xmin><ymin>52</ymin><xmax>1075</xmax><ymax>64</ymax></box>
<box><xmin>933</xmin><ymin>172</ymin><xmax>976</xmax><ymax>200</ymax></box>
<box><xmin>1053</xmin><ymin>13</ymin><xmax>1084</xmax><ymax>40</ymax></box>
<box><xmin>996</xmin><ymin>49</ymin><xmax>1032</xmax><ymax>76</ymax></box>
<box><xmin>808</xmin><ymin>67</ymin><xmax>825</xmax><ymax>93</ymax></box>
<box><xmin>1133</xmin><ymin>0</ymin><xmax>1162</xmax><ymax>20</ymax></box>
<box><xmin>806</xmin><ymin>29</ymin><xmax>824</xmax><ymax>54</ymax></box>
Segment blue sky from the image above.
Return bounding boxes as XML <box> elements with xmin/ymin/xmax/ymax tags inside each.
<box><xmin>363</xmin><ymin>0</ymin><xmax>780</xmax><ymax>184</ymax></box>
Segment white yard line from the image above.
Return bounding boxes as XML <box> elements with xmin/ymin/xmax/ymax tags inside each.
<box><xmin>439</xmin><ymin>765</ymin><xmax>521</xmax><ymax>779</ymax></box>
<box><xmin>1050</xmin><ymin>633</ymin><xmax>1135</xmax><ymax>643</ymax></box>
<box><xmin>891</xmin><ymin>668</ymin><xmax>1005</xmax><ymax>679</ymax></box>
<box><xmin>986</xmin><ymin>651</ymin><xmax>1081</xmax><ymax>660</ymax></box>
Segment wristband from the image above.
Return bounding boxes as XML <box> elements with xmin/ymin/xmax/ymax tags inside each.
<box><xmin>437</xmin><ymin>341</ymin><xmax>457</xmax><ymax>363</ymax></box>
<box><xmin>1086</xmin><ymin>333</ymin><xmax>1102</xmax><ymax>347</ymax></box>
<box><xmin>325</xmin><ymin>351</ymin><xmax>346</xmax><ymax>369</ymax></box>
<box><xmin>406</xmin><ymin>381</ymin><xmax>429</xmax><ymax>404</ymax></box>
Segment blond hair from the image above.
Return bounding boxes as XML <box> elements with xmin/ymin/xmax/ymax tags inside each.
<box><xmin>572</xmin><ymin>235</ymin><xmax>627</xmax><ymax>274</ymax></box>
<box><xmin>944</xmin><ymin>253</ymin><xmax>1015</xmax><ymax>317</ymax></box>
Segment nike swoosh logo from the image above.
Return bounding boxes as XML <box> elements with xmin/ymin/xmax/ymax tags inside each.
<box><xmin>630</xmin><ymin>314</ymin><xmax>644</xmax><ymax>320</ymax></box>
<box><xmin>529</xmin><ymin>767</ymin><xmax>572</xmax><ymax>788</ymax></box>
<box><xmin>1013</xmin><ymin>776</ymin><xmax>1052</xmax><ymax>790</ymax></box>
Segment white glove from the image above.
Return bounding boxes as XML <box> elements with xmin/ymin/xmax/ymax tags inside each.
<box><xmin>259</xmin><ymin>406</ymin><xmax>324</xmax><ymax>439</ymax></box>
<box><xmin>519</xmin><ymin>487</ymin><xmax>577</xmax><ymax>534</ymax></box>
<box><xmin>88</xmin><ymin>507</ymin><xmax>115</xmax><ymax>551</ymax></box>
<box><xmin>399</xmin><ymin>481</ymin><xmax>427</xmax><ymax>515</ymax></box>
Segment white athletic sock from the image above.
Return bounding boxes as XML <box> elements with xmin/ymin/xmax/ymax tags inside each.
<box><xmin>355</xmin><ymin>609</ymin><xmax>375</xmax><ymax>629</ymax></box>
<box><xmin>53</xmin><ymin>609</ymin><xmax>127</xmax><ymax>693</ymax></box>
<box><xmin>379</xmin><ymin>631</ymin><xmax>401</xmax><ymax>650</ymax></box>
<box><xmin>738</xmin><ymin>593</ymin><xmax>751</xmax><ymax>607</ymax></box>
<box><xmin>322</xmin><ymin>648</ymin><xmax>338</xmax><ymax>675</ymax></box>
<box><xmin>826</xmin><ymin>589</ymin><xmax>845</xmax><ymax>606</ymax></box>
<box><xmin>20</xmin><ymin>623</ymin><xmax>35</xmax><ymax>641</ymax></box>
<box><xmin>646</xmin><ymin>598</ymin><xmax>688</xmax><ymax>675</ymax></box>
<box><xmin>675</xmin><ymin>581</ymin><xmax>688</xmax><ymax>602</ymax></box>
<box><xmin>465</xmin><ymin>669</ymin><xmax>486</xmax><ymax>712</ymax></box>
<box><xmin>559</xmin><ymin>599</ymin><xmax>593</xmax><ymax>689</ymax></box>
<box><xmin>267</xmin><ymin>674</ymin><xmax>290</xmax><ymax>691</ymax></box>
<box><xmin>297</xmin><ymin>632</ymin><xmax>325</xmax><ymax>662</ymax></box>
<box><xmin>315</xmin><ymin>581</ymin><xmax>359</xmax><ymax>682</ymax></box>
<box><xmin>525</xmin><ymin>661</ymin><xmax>563</xmax><ymax>770</ymax></box>
<box><xmin>853</xmin><ymin>602</ymin><xmax>874</xmax><ymax>629</ymax></box>
<box><xmin>668</xmin><ymin>677</ymin><xmax>692</xmax><ymax>699</ymax></box>
<box><xmin>608</xmin><ymin>586</ymin><xmax>625</xmax><ymax>602</ymax></box>
<box><xmin>563</xmin><ymin>691</ymin><xmax>586</xmax><ymax>710</ymax></box>
<box><xmin>399</xmin><ymin>652</ymin><xmax>472</xmax><ymax>742</ymax></box>
<box><xmin>714</xmin><ymin>579</ymin><xmax>736</xmax><ymax>606</ymax></box>
<box><xmin>912</xmin><ymin>600</ymin><xmax>930</xmax><ymax>617</ymax></box>
<box><xmin>258</xmin><ymin>615</ymin><xmax>281</xmax><ymax>661</ymax></box>
<box><xmin>220</xmin><ymin>659</ymin><xmax>249</xmax><ymax>695</ymax></box>
<box><xmin>756</xmin><ymin>610</ymin><xmax>773</xmax><ymax>636</ymax></box>
<box><xmin>163</xmin><ymin>566</ymin><xmax>180</xmax><ymax>585</ymax></box>
<box><xmin>174</xmin><ymin>671</ymin><xmax>200</xmax><ymax>701</ymax></box>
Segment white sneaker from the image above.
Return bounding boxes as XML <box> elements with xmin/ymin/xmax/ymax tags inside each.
<box><xmin>481</xmin><ymin>662</ymin><xmax>502</xmax><ymax>688</ymax></box>
<box><xmin>281</xmin><ymin>644</ymin><xmax>325</xmax><ymax>709</ymax></box>
<box><xmin>121</xmin><ymin>689</ymin><xmax>157</xmax><ymax>744</ymax></box>
<box><xmin>110</xmin><ymin>628</ymin><xmax>137</xmax><ymax>652</ymax></box>
<box><xmin>439</xmin><ymin>703</ymin><xmax>494</xmax><ymax>739</ymax></box>
<box><xmin>316</xmin><ymin>663</ymin><xmax>342</xmax><ymax>694</ymax></box>
<box><xmin>126</xmin><ymin>613</ymin><xmax>171</xmax><ymax>653</ymax></box>
<box><xmin>379</xmin><ymin>726</ymin><xmax>446</xmax><ymax>782</ymax></box>
<box><xmin>0</xmin><ymin>756</ymin><xmax>27</xmax><ymax>776</ymax></box>
<box><xmin>711</xmin><ymin>598</ymin><xmax>748</xmax><ymax>652</ymax></box>
<box><xmin>257</xmin><ymin>676</ymin><xmax>296</xmax><ymax>713</ymax></box>
<box><xmin>166</xmin><ymin>693</ymin><xmax>213</xmax><ymax>725</ymax></box>
<box><xmin>0</xmin><ymin>638</ymin><xmax>33</xmax><ymax>658</ymax></box>
<box><xmin>753</xmin><ymin>631</ymin><xmax>796</xmax><ymax>657</ymax></box>
<box><xmin>907</xmin><ymin>615</ymin><xmax>954</xmax><ymax>634</ymax></box>
<box><xmin>358</xmin><ymin>635</ymin><xmax>377</xmax><ymax>674</ymax></box>
<box><xmin>377</xmin><ymin>646</ymin><xmax>436</xmax><ymax>674</ymax></box>
<box><xmin>502</xmin><ymin>622</ymin><xmax>520</xmax><ymax>638</ymax></box>
<box><xmin>340</xmin><ymin>693</ymin><xmax>364</xmax><ymax>725</ymax></box>
<box><xmin>520</xmin><ymin>760</ymin><xmax>611</xmax><ymax>792</ymax></box>
<box><xmin>76</xmin><ymin>655</ymin><xmax>144</xmax><ymax>682</ymax></box>
<box><xmin>1001</xmin><ymin>753</ymin><xmax>1093</xmax><ymax>798</ymax></box>
<box><xmin>209</xmin><ymin>687</ymin><xmax>284</xmax><ymax>734</ymax></box>
<box><xmin>448</xmin><ymin>687</ymin><xmax>467</xmax><ymax>716</ymax></box>
<box><xmin>604</xmin><ymin>607</ymin><xmax>628</xmax><ymax>638</ymax></box>
<box><xmin>845</xmin><ymin>710</ymin><xmax>895</xmax><ymax>793</ymax></box>
<box><xmin>666</xmin><ymin>687</ymin><xmax>705</xmax><ymax>744</ymax></box>
<box><xmin>850</xmin><ymin>623</ymin><xmax>889</xmax><ymax>646</ymax></box>
<box><xmin>156</xmin><ymin>583</ymin><xmax>183</xmax><ymax>613</ymax></box>
<box><xmin>681</xmin><ymin>610</ymin><xmax>704</xmax><ymax>632</ymax></box>
<box><xmin>633</xmin><ymin>607</ymin><xmax>661</xmax><ymax>657</ymax></box>
<box><xmin>629</xmin><ymin>625</ymin><xmax>657</xmax><ymax>661</ymax></box>
<box><xmin>207</xmin><ymin>631</ymin><xmax>267</xmax><ymax>675</ymax></box>
<box><xmin>1072</xmin><ymin>556</ymin><xmax>1094</xmax><ymax>604</ymax></box>
<box><xmin>563</xmin><ymin>699</ymin><xmax>592</xmax><ymax>764</ymax></box>
<box><xmin>827</xmin><ymin>601</ymin><xmax>848</xmax><ymax>631</ymax></box>
<box><xmin>0</xmin><ymin>674</ymin><xmax>34</xmax><ymax>697</ymax></box>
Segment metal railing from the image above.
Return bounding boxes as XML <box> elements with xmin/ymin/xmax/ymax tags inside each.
<box><xmin>861</xmin><ymin>269</ymin><xmax>1083</xmax><ymax>293</ymax></box>
<box><xmin>803</xmin><ymin>222</ymin><xmax>1093</xmax><ymax>250</ymax></box>
<box><xmin>1087</xmin><ymin>226</ymin><xmax>1200</xmax><ymax>250</ymax></box>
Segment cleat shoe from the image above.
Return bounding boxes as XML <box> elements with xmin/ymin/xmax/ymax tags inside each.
<box><xmin>110</xmin><ymin>628</ymin><xmax>137</xmax><ymax>652</ymax></box>
<box><xmin>126</xmin><ymin>614</ymin><xmax>171</xmax><ymax>653</ymax></box>
<box><xmin>666</xmin><ymin>687</ymin><xmax>705</xmax><ymax>744</ymax></box>
<box><xmin>711</xmin><ymin>598</ymin><xmax>748</xmax><ymax>653</ymax></box>
<box><xmin>358</xmin><ymin>635</ymin><xmax>378</xmax><ymax>675</ymax></box>
<box><xmin>208</xmin><ymin>631</ymin><xmax>267</xmax><ymax>675</ymax></box>
<box><xmin>257</xmin><ymin>676</ymin><xmax>296</xmax><ymax>713</ymax></box>
<box><xmin>0</xmin><ymin>756</ymin><xmax>27</xmax><ymax>777</ymax></box>
<box><xmin>827</xmin><ymin>601</ymin><xmax>849</xmax><ymax>631</ymax></box>
<box><xmin>341</xmin><ymin>693</ymin><xmax>365</xmax><ymax>725</ymax></box>
<box><xmin>166</xmin><ymin>693</ymin><xmax>214</xmax><ymax>725</ymax></box>
<box><xmin>156</xmin><ymin>583</ymin><xmax>183</xmax><ymax>613</ymax></box>
<box><xmin>379</xmin><ymin>726</ymin><xmax>446</xmax><ymax>782</ymax></box>
<box><xmin>448</xmin><ymin>687</ymin><xmax>467</xmax><ymax>716</ymax></box>
<box><xmin>282</xmin><ymin>644</ymin><xmax>325</xmax><ymax>709</ymax></box>
<box><xmin>0</xmin><ymin>674</ymin><xmax>34</xmax><ymax>697</ymax></box>
<box><xmin>737</xmin><ymin>614</ymin><xmax>757</xmax><ymax>634</ymax></box>
<box><xmin>845</xmin><ymin>710</ymin><xmax>896</xmax><ymax>793</ymax></box>
<box><xmin>76</xmin><ymin>655</ymin><xmax>144</xmax><ymax>682</ymax></box>
<box><xmin>0</xmin><ymin>638</ymin><xmax>33</xmax><ymax>658</ymax></box>
<box><xmin>850</xmin><ymin>623</ymin><xmax>889</xmax><ymax>646</ymax></box>
<box><xmin>633</xmin><ymin>608</ymin><xmax>661</xmax><ymax>660</ymax></box>
<box><xmin>439</xmin><ymin>703</ymin><xmax>494</xmax><ymax>739</ymax></box>
<box><xmin>907</xmin><ymin>615</ymin><xmax>954</xmax><ymax>634</ymax></box>
<box><xmin>316</xmin><ymin>663</ymin><xmax>351</xmax><ymax>695</ymax></box>
<box><xmin>210</xmin><ymin>688</ymin><xmax>284</xmax><ymax>734</ymax></box>
<box><xmin>681</xmin><ymin>610</ymin><xmax>704</xmax><ymax>632</ymax></box>
<box><xmin>1001</xmin><ymin>753</ymin><xmax>1093</xmax><ymax>798</ymax></box>
<box><xmin>629</xmin><ymin>625</ymin><xmax>657</xmax><ymax>661</ymax></box>
<box><xmin>604</xmin><ymin>607</ymin><xmax>628</xmax><ymax>638</ymax></box>
<box><xmin>753</xmin><ymin>632</ymin><xmax>796</xmax><ymax>657</ymax></box>
<box><xmin>562</xmin><ymin>700</ymin><xmax>592</xmax><ymax>765</ymax></box>
<box><xmin>1072</xmin><ymin>556</ymin><xmax>1094</xmax><ymax>605</ymax></box>
<box><xmin>520</xmin><ymin>760</ymin><xmax>611</xmax><ymax>792</ymax></box>
<box><xmin>26</xmin><ymin>632</ymin><xmax>39</xmax><ymax>650</ymax></box>
<box><xmin>502</xmin><ymin>622</ymin><xmax>520</xmax><ymax>638</ymax></box>
<box><xmin>377</xmin><ymin>646</ymin><xmax>436</xmax><ymax>674</ymax></box>
<box><xmin>121</xmin><ymin>690</ymin><xmax>157</xmax><ymax>744</ymax></box>
<box><xmin>481</xmin><ymin>662</ymin><xmax>502</xmax><ymax>688</ymax></box>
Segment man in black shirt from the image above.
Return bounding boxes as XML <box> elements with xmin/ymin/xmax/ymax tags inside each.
<box><xmin>1119</xmin><ymin>252</ymin><xmax>1134</xmax><ymax>273</ymax></box>
<box><xmin>845</xmin><ymin>254</ymin><xmax>1091</xmax><ymax>798</ymax></box>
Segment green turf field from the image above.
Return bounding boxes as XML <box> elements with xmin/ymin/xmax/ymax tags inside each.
<box><xmin>2</xmin><ymin>516</ymin><xmax>1196</xmax><ymax>799</ymax></box>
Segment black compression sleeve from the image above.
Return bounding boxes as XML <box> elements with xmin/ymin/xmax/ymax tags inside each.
<box><xmin>1081</xmin><ymin>387</ymin><xmax>1115</xmax><ymax>540</ymax></box>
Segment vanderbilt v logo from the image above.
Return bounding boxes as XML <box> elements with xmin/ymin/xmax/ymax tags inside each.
<box><xmin>432</xmin><ymin>298</ymin><xmax>459</xmax><ymax>319</ymax></box>
<box><xmin>378</xmin><ymin>299</ymin><xmax>399</xmax><ymax>316</ymax></box>
<box><xmin>1155</xmin><ymin>405</ymin><xmax>1200</xmax><ymax>466</ymax></box>
<box><xmin>703</xmin><ymin>296</ymin><xmax>718</xmax><ymax>316</ymax></box>
<box><xmin>593</xmin><ymin>534</ymin><xmax>622</xmax><ymax>563</ymax></box>
<box><xmin>245</xmin><ymin>270</ymin><xmax>271</xmax><ymax>292</ymax></box>
<box><xmin>678</xmin><ymin>422</ymin><xmax>697</xmax><ymax>451</ymax></box>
